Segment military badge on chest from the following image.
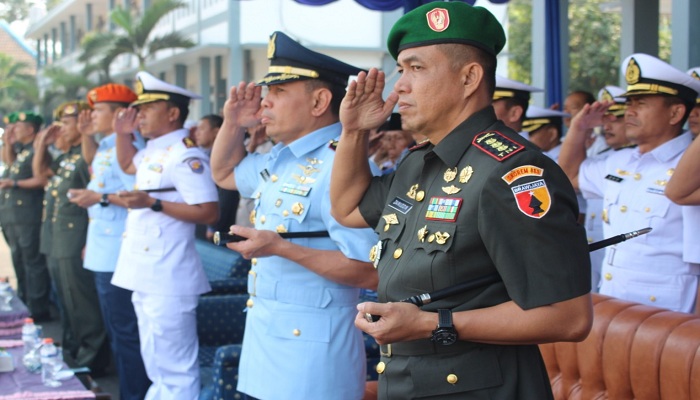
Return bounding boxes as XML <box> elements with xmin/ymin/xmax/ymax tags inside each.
<box><xmin>502</xmin><ymin>165</ymin><xmax>551</xmax><ymax>219</ymax></box>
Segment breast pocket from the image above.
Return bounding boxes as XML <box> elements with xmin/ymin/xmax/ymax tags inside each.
<box><xmin>397</xmin><ymin>223</ymin><xmax>457</xmax><ymax>293</ymax></box>
<box><xmin>629</xmin><ymin>190</ymin><xmax>671</xmax><ymax>244</ymax></box>
<box><xmin>137</xmin><ymin>167</ymin><xmax>163</xmax><ymax>190</ymax></box>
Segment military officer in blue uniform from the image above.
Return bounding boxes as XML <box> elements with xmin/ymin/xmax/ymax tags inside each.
<box><xmin>112</xmin><ymin>71</ymin><xmax>219</xmax><ymax>400</ymax></box>
<box><xmin>0</xmin><ymin>111</ymin><xmax>52</xmax><ymax>320</ymax></box>
<box><xmin>67</xmin><ymin>83</ymin><xmax>151</xmax><ymax>399</ymax></box>
<box><xmin>210</xmin><ymin>31</ymin><xmax>379</xmax><ymax>399</ymax></box>
<box><xmin>330</xmin><ymin>3</ymin><xmax>593</xmax><ymax>399</ymax></box>
<box><xmin>34</xmin><ymin>101</ymin><xmax>112</xmax><ymax>372</ymax></box>
<box><xmin>560</xmin><ymin>53</ymin><xmax>700</xmax><ymax>313</ymax></box>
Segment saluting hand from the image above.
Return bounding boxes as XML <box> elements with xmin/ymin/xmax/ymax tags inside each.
<box><xmin>570</xmin><ymin>100</ymin><xmax>614</xmax><ymax>134</ymax></box>
<box><xmin>223</xmin><ymin>82</ymin><xmax>263</xmax><ymax>131</ymax></box>
<box><xmin>77</xmin><ymin>109</ymin><xmax>94</xmax><ymax>136</ymax></box>
<box><xmin>35</xmin><ymin>124</ymin><xmax>62</xmax><ymax>148</ymax></box>
<box><xmin>4</xmin><ymin>125</ymin><xmax>16</xmax><ymax>145</ymax></box>
<box><xmin>340</xmin><ymin>68</ymin><xmax>399</xmax><ymax>133</ymax></box>
<box><xmin>114</xmin><ymin>108</ymin><xmax>138</xmax><ymax>136</ymax></box>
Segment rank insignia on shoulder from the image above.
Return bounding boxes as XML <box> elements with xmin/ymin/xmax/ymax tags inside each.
<box><xmin>511</xmin><ymin>179</ymin><xmax>551</xmax><ymax>219</ymax></box>
<box><xmin>409</xmin><ymin>139</ymin><xmax>430</xmax><ymax>151</ymax></box>
<box><xmin>328</xmin><ymin>140</ymin><xmax>339</xmax><ymax>151</ymax></box>
<box><xmin>183</xmin><ymin>137</ymin><xmax>196</xmax><ymax>148</ymax></box>
<box><xmin>502</xmin><ymin>165</ymin><xmax>544</xmax><ymax>184</ymax></box>
<box><xmin>184</xmin><ymin>157</ymin><xmax>204</xmax><ymax>174</ymax></box>
<box><xmin>473</xmin><ymin>131</ymin><xmax>524</xmax><ymax>161</ymax></box>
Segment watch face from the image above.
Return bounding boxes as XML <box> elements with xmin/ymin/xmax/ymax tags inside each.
<box><xmin>432</xmin><ymin>329</ymin><xmax>458</xmax><ymax>346</ymax></box>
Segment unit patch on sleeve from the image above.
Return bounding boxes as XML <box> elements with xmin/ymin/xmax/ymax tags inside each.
<box><xmin>502</xmin><ymin>165</ymin><xmax>543</xmax><ymax>184</ymax></box>
<box><xmin>511</xmin><ymin>179</ymin><xmax>551</xmax><ymax>219</ymax></box>
<box><xmin>473</xmin><ymin>131</ymin><xmax>524</xmax><ymax>161</ymax></box>
<box><xmin>184</xmin><ymin>157</ymin><xmax>204</xmax><ymax>174</ymax></box>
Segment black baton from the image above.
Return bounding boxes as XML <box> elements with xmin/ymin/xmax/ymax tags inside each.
<box><xmin>366</xmin><ymin>227</ymin><xmax>652</xmax><ymax>322</ymax></box>
<box><xmin>213</xmin><ymin>230</ymin><xmax>330</xmax><ymax>246</ymax></box>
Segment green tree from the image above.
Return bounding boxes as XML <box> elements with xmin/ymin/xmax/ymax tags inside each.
<box><xmin>79</xmin><ymin>0</ymin><xmax>194</xmax><ymax>80</ymax></box>
<box><xmin>506</xmin><ymin>0</ymin><xmax>672</xmax><ymax>96</ymax></box>
<box><xmin>0</xmin><ymin>52</ymin><xmax>38</xmax><ymax>117</ymax></box>
<box><xmin>0</xmin><ymin>0</ymin><xmax>30</xmax><ymax>23</ymax></box>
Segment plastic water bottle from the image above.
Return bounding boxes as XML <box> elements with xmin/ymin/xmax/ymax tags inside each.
<box><xmin>21</xmin><ymin>318</ymin><xmax>37</xmax><ymax>357</ymax></box>
<box><xmin>40</xmin><ymin>338</ymin><xmax>61</xmax><ymax>387</ymax></box>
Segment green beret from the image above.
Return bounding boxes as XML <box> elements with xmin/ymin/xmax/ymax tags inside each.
<box><xmin>3</xmin><ymin>112</ymin><xmax>18</xmax><ymax>125</ymax></box>
<box><xmin>16</xmin><ymin>111</ymin><xmax>44</xmax><ymax>126</ymax></box>
<box><xmin>387</xmin><ymin>2</ymin><xmax>506</xmax><ymax>60</ymax></box>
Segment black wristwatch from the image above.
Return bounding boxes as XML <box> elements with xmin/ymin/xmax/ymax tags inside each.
<box><xmin>99</xmin><ymin>193</ymin><xmax>110</xmax><ymax>207</ymax></box>
<box><xmin>150</xmin><ymin>199</ymin><xmax>163</xmax><ymax>212</ymax></box>
<box><xmin>431</xmin><ymin>309</ymin><xmax>458</xmax><ymax>346</ymax></box>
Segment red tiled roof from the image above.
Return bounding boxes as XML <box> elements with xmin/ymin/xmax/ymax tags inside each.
<box><xmin>0</xmin><ymin>22</ymin><xmax>37</xmax><ymax>75</ymax></box>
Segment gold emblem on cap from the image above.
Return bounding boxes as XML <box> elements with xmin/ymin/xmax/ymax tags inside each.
<box><xmin>600</xmin><ymin>89</ymin><xmax>613</xmax><ymax>102</ymax></box>
<box><xmin>135</xmin><ymin>79</ymin><xmax>144</xmax><ymax>95</ymax></box>
<box><xmin>89</xmin><ymin>90</ymin><xmax>98</xmax><ymax>102</ymax></box>
<box><xmin>18</xmin><ymin>112</ymin><xmax>26</xmax><ymax>121</ymax></box>
<box><xmin>692</xmin><ymin>71</ymin><xmax>700</xmax><ymax>81</ymax></box>
<box><xmin>267</xmin><ymin>33</ymin><xmax>277</xmax><ymax>59</ymax></box>
<box><xmin>382</xmin><ymin>213</ymin><xmax>399</xmax><ymax>232</ymax></box>
<box><xmin>64</xmin><ymin>104</ymin><xmax>76</xmax><ymax>115</ymax></box>
<box><xmin>426</xmin><ymin>8</ymin><xmax>450</xmax><ymax>32</ymax></box>
<box><xmin>443</xmin><ymin>167</ymin><xmax>457</xmax><ymax>182</ymax></box>
<box><xmin>292</xmin><ymin>202</ymin><xmax>304</xmax><ymax>215</ymax></box>
<box><xmin>625</xmin><ymin>58</ymin><xmax>641</xmax><ymax>85</ymax></box>
<box><xmin>459</xmin><ymin>165</ymin><xmax>473</xmax><ymax>184</ymax></box>
<box><xmin>442</xmin><ymin>185</ymin><xmax>461</xmax><ymax>195</ymax></box>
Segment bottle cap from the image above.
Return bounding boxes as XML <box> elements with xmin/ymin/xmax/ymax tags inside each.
<box><xmin>42</xmin><ymin>338</ymin><xmax>53</xmax><ymax>344</ymax></box>
<box><xmin>24</xmin><ymin>318</ymin><xmax>34</xmax><ymax>324</ymax></box>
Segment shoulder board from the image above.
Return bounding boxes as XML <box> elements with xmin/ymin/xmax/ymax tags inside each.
<box><xmin>472</xmin><ymin>131</ymin><xmax>524</xmax><ymax>162</ymax></box>
<box><xmin>409</xmin><ymin>138</ymin><xmax>430</xmax><ymax>151</ymax></box>
<box><xmin>183</xmin><ymin>137</ymin><xmax>196</xmax><ymax>148</ymax></box>
<box><xmin>615</xmin><ymin>144</ymin><xmax>637</xmax><ymax>151</ymax></box>
<box><xmin>328</xmin><ymin>139</ymin><xmax>338</xmax><ymax>151</ymax></box>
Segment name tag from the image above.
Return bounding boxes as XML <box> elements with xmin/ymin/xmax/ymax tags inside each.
<box><xmin>605</xmin><ymin>174</ymin><xmax>623</xmax><ymax>182</ymax></box>
<box><xmin>388</xmin><ymin>197</ymin><xmax>413</xmax><ymax>214</ymax></box>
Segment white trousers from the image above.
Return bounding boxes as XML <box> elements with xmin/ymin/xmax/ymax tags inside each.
<box><xmin>132</xmin><ymin>291</ymin><xmax>200</xmax><ymax>400</ymax></box>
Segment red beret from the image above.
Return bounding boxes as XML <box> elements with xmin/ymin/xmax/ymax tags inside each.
<box><xmin>87</xmin><ymin>83</ymin><xmax>138</xmax><ymax>107</ymax></box>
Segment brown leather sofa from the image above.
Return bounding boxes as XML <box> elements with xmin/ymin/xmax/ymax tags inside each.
<box><xmin>364</xmin><ymin>293</ymin><xmax>700</xmax><ymax>399</ymax></box>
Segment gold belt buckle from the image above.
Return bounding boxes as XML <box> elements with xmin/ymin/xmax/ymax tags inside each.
<box><xmin>380</xmin><ymin>343</ymin><xmax>392</xmax><ymax>358</ymax></box>
<box><xmin>248</xmin><ymin>270</ymin><xmax>257</xmax><ymax>296</ymax></box>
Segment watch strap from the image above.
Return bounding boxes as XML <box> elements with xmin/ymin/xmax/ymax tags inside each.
<box><xmin>438</xmin><ymin>309</ymin><xmax>452</xmax><ymax>328</ymax></box>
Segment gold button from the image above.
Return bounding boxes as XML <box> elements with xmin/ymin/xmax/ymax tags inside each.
<box><xmin>98</xmin><ymin>182</ymin><xmax>105</xmax><ymax>188</ymax></box>
<box><xmin>282</xmin><ymin>210</ymin><xmax>289</xmax><ymax>217</ymax></box>
<box><xmin>649</xmin><ymin>295</ymin><xmax>656</xmax><ymax>302</ymax></box>
<box><xmin>447</xmin><ymin>374</ymin><xmax>458</xmax><ymax>385</ymax></box>
<box><xmin>144</xmin><ymin>247</ymin><xmax>149</xmax><ymax>252</ymax></box>
<box><xmin>275</xmin><ymin>199</ymin><xmax>282</xmax><ymax>207</ymax></box>
<box><xmin>416</xmin><ymin>191</ymin><xmax>425</xmax><ymax>202</ymax></box>
<box><xmin>428</xmin><ymin>234</ymin><xmax>435</xmax><ymax>243</ymax></box>
<box><xmin>255</xmin><ymin>192</ymin><xmax>261</xmax><ymax>199</ymax></box>
<box><xmin>260</xmin><ymin>215</ymin><xmax>266</xmax><ymax>224</ymax></box>
<box><xmin>4</xmin><ymin>193</ymin><xmax>8</xmax><ymax>199</ymax></box>
<box><xmin>16</xmin><ymin>200</ymin><xmax>22</xmax><ymax>205</ymax></box>
<box><xmin>292</xmin><ymin>202</ymin><xmax>304</xmax><ymax>215</ymax></box>
<box><xmin>68</xmin><ymin>223</ymin><xmax>74</xmax><ymax>228</ymax></box>
<box><xmin>376</xmin><ymin>362</ymin><xmax>386</xmax><ymax>374</ymax></box>
<box><xmin>251</xmin><ymin>258</ymin><xmax>258</xmax><ymax>266</ymax></box>
<box><xmin>276</xmin><ymin>225</ymin><xmax>287</xmax><ymax>233</ymax></box>
<box><xmin>604</xmin><ymin>272</ymin><xmax>612</xmax><ymax>281</ymax></box>
<box><xmin>634</xmin><ymin>173</ymin><xmax>641</xmax><ymax>180</ymax></box>
<box><xmin>52</xmin><ymin>190</ymin><xmax>58</xmax><ymax>197</ymax></box>
<box><xmin>620</xmin><ymin>205</ymin><xmax>627</xmax><ymax>212</ymax></box>
<box><xmin>246</xmin><ymin>298</ymin><xmax>254</xmax><ymax>308</ymax></box>
<box><xmin>271</xmin><ymin>175</ymin><xmax>278</xmax><ymax>182</ymax></box>
<box><xmin>293</xmin><ymin>329</ymin><xmax>301</xmax><ymax>337</ymax></box>
<box><xmin>644</xmin><ymin>207</ymin><xmax>651</xmax><ymax>213</ymax></box>
<box><xmin>393</xmin><ymin>248</ymin><xmax>403</xmax><ymax>259</ymax></box>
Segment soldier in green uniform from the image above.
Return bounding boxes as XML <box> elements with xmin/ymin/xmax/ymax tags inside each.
<box><xmin>0</xmin><ymin>113</ymin><xmax>18</xmax><ymax>274</ymax></box>
<box><xmin>33</xmin><ymin>101</ymin><xmax>111</xmax><ymax>374</ymax></box>
<box><xmin>0</xmin><ymin>111</ymin><xmax>52</xmax><ymax>321</ymax></box>
<box><xmin>330</xmin><ymin>3</ymin><xmax>593</xmax><ymax>399</ymax></box>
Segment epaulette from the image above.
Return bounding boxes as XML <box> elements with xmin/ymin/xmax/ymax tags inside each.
<box><xmin>408</xmin><ymin>138</ymin><xmax>430</xmax><ymax>151</ymax></box>
<box><xmin>615</xmin><ymin>144</ymin><xmax>637</xmax><ymax>151</ymax></box>
<box><xmin>328</xmin><ymin>139</ymin><xmax>338</xmax><ymax>151</ymax></box>
<box><xmin>183</xmin><ymin>137</ymin><xmax>196</xmax><ymax>148</ymax></box>
<box><xmin>472</xmin><ymin>131</ymin><xmax>524</xmax><ymax>162</ymax></box>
